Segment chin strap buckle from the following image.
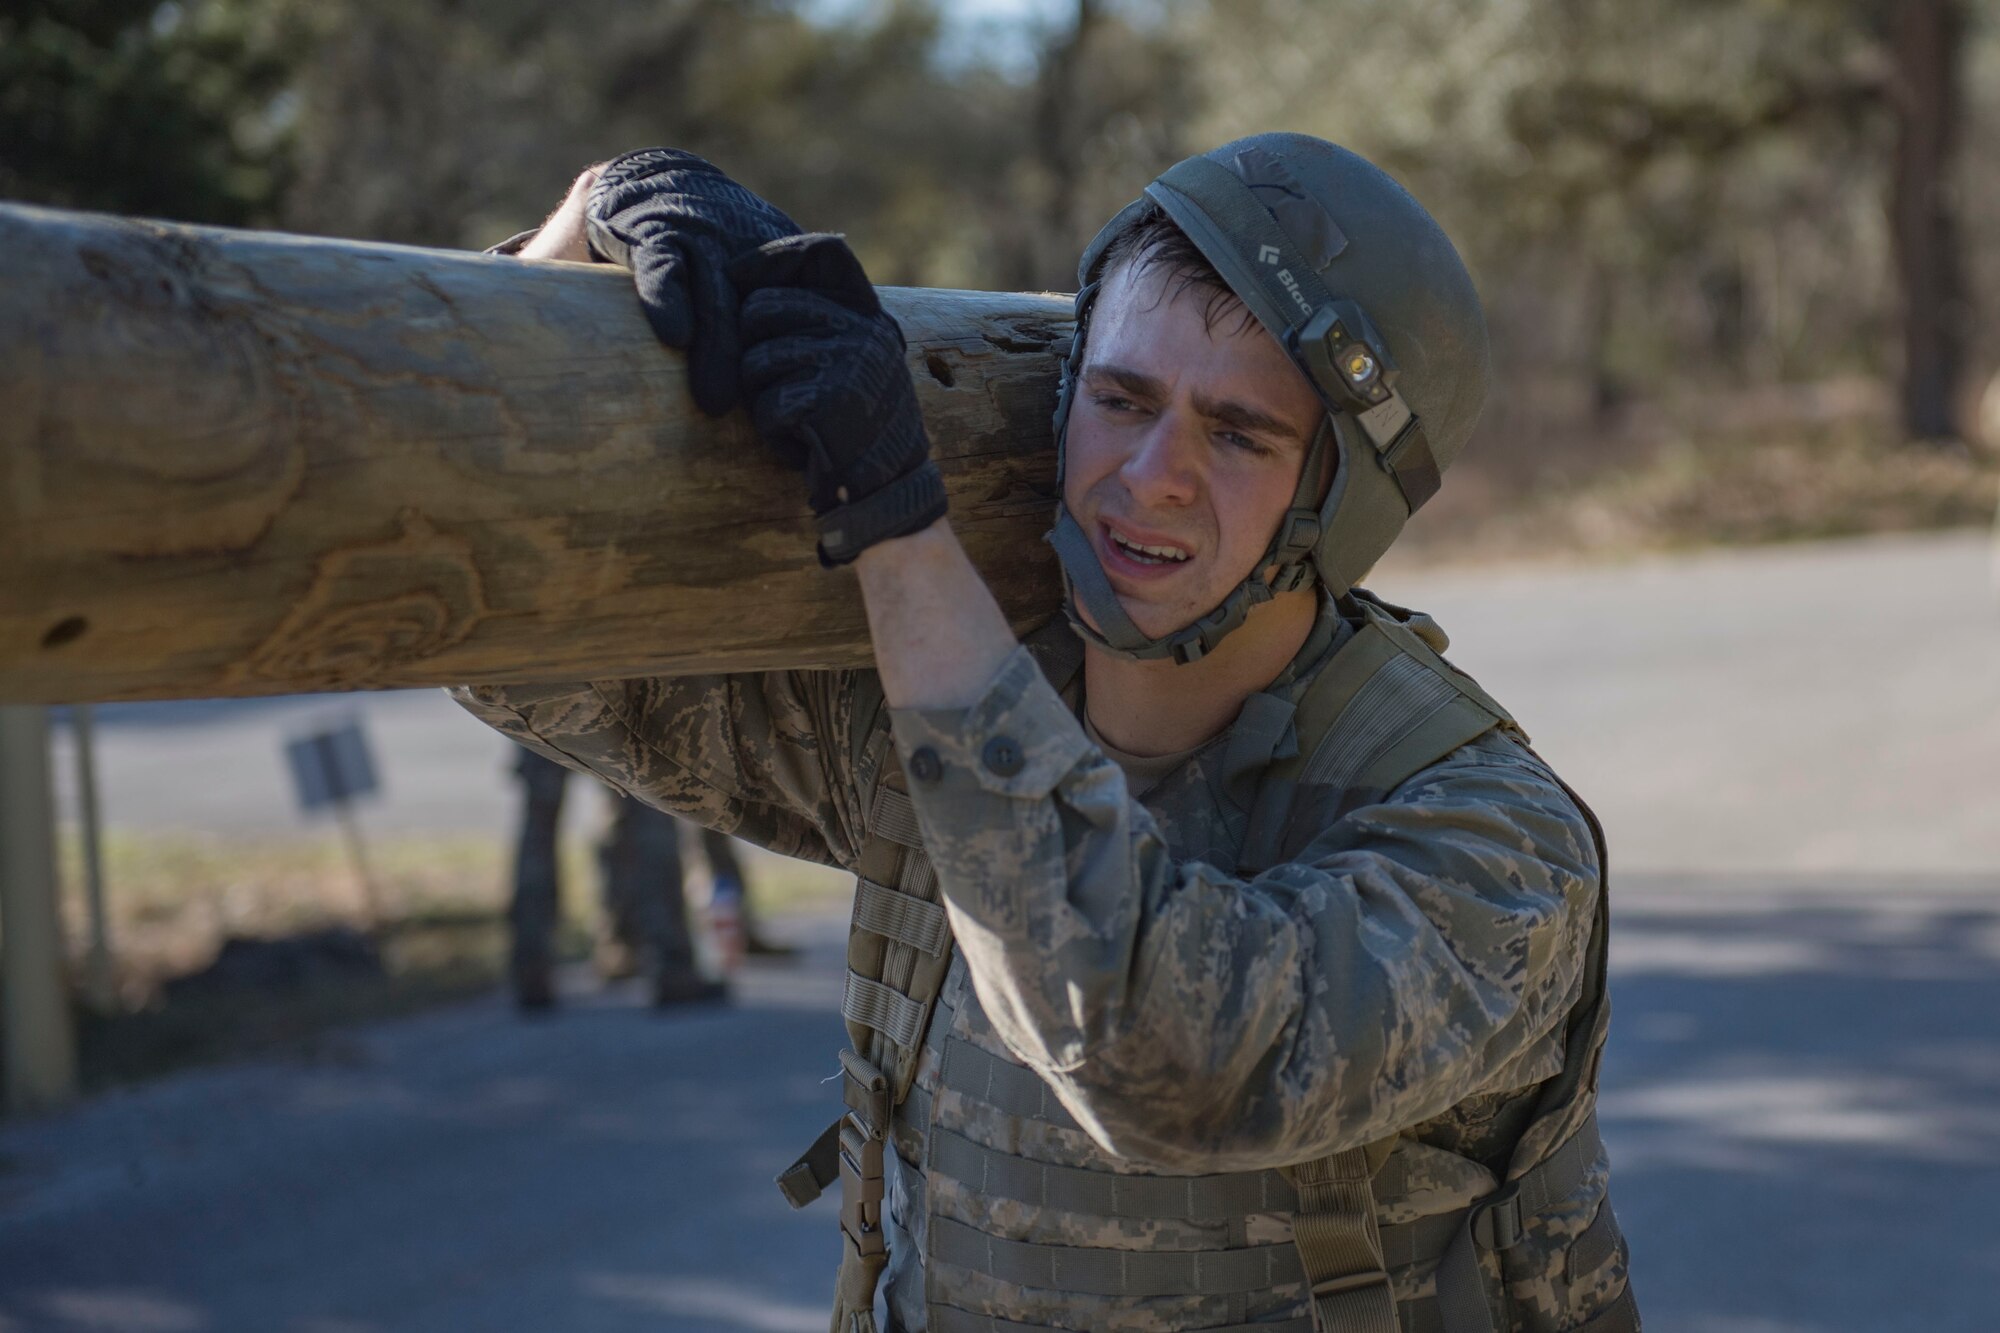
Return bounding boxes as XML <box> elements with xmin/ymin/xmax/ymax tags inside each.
<box><xmin>1270</xmin><ymin>561</ymin><xmax>1317</xmax><ymax>594</ymax></box>
<box><xmin>1279</xmin><ymin>510</ymin><xmax>1321</xmax><ymax>556</ymax></box>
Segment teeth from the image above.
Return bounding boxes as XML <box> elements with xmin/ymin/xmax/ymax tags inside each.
<box><xmin>1111</xmin><ymin>531</ymin><xmax>1189</xmax><ymax>563</ymax></box>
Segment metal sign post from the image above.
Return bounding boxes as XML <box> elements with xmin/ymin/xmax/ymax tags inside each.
<box><xmin>0</xmin><ymin>705</ymin><xmax>78</xmax><ymax>1113</ymax></box>
<box><xmin>284</xmin><ymin>719</ymin><xmax>385</xmax><ymax>928</ymax></box>
<box><xmin>70</xmin><ymin>704</ymin><xmax>114</xmax><ymax>1009</ymax></box>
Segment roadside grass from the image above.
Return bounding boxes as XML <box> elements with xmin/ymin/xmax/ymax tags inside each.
<box><xmin>58</xmin><ymin>828</ymin><xmax>851</xmax><ymax>1090</ymax></box>
<box><xmin>1391</xmin><ymin>388</ymin><xmax>2000</xmax><ymax>569</ymax></box>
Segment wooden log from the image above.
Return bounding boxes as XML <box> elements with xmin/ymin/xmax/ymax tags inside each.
<box><xmin>0</xmin><ymin>204</ymin><xmax>1073</xmax><ymax>704</ymax></box>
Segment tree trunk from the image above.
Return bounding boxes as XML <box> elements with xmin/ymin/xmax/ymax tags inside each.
<box><xmin>1889</xmin><ymin>0</ymin><xmax>1966</xmax><ymax>443</ymax></box>
<box><xmin>0</xmin><ymin>204</ymin><xmax>1072</xmax><ymax>704</ymax></box>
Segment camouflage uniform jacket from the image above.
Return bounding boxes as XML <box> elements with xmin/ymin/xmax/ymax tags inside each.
<box><xmin>449</xmin><ymin>592</ymin><xmax>1633</xmax><ymax>1332</ymax></box>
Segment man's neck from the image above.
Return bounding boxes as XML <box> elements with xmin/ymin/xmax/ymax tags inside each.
<box><xmin>1081</xmin><ymin>586</ymin><xmax>1320</xmax><ymax>756</ymax></box>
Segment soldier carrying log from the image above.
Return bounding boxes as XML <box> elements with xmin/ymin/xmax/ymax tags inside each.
<box><xmin>452</xmin><ymin>135</ymin><xmax>1639</xmax><ymax>1333</ymax></box>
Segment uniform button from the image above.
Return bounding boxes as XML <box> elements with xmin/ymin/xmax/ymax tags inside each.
<box><xmin>982</xmin><ymin>736</ymin><xmax>1024</xmax><ymax>777</ymax></box>
<box><xmin>908</xmin><ymin>747</ymin><xmax>943</xmax><ymax>784</ymax></box>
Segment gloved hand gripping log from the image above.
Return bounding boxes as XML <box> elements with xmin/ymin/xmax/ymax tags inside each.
<box><xmin>586</xmin><ymin>149</ymin><xmax>949</xmax><ymax>567</ymax></box>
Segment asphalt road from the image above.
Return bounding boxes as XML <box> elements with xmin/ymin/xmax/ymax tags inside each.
<box><xmin>5</xmin><ymin>531</ymin><xmax>1998</xmax><ymax>1332</ymax></box>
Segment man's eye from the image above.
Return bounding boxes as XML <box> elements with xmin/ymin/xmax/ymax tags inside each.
<box><xmin>1094</xmin><ymin>394</ymin><xmax>1138</xmax><ymax>413</ymax></box>
<box><xmin>1220</xmin><ymin>431</ymin><xmax>1269</xmax><ymax>455</ymax></box>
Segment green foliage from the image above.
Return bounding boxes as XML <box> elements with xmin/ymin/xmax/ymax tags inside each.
<box><xmin>1178</xmin><ymin>0</ymin><xmax>1994</xmax><ymax>449</ymax></box>
<box><xmin>0</xmin><ymin>0</ymin><xmax>300</xmax><ymax>223</ymax></box>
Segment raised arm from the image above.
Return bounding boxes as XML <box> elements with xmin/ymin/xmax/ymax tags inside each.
<box><xmin>450</xmin><ymin>164</ymin><xmax>886</xmax><ymax>868</ymax></box>
<box><xmin>892</xmin><ymin>661</ymin><xmax>1600</xmax><ymax>1172</ymax></box>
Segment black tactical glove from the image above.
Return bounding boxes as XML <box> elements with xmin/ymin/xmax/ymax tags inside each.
<box><xmin>728</xmin><ymin>233</ymin><xmax>948</xmax><ymax>567</ymax></box>
<box><xmin>584</xmin><ymin>148</ymin><xmax>802</xmax><ymax>416</ymax></box>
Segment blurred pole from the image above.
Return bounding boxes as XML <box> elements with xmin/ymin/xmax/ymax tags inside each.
<box><xmin>71</xmin><ymin>704</ymin><xmax>114</xmax><ymax>1008</ymax></box>
<box><xmin>333</xmin><ymin>798</ymin><xmax>383</xmax><ymax>930</ymax></box>
<box><xmin>0</xmin><ymin>705</ymin><xmax>78</xmax><ymax>1112</ymax></box>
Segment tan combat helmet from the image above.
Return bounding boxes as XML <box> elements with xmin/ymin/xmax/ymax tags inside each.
<box><xmin>1046</xmin><ymin>132</ymin><xmax>1492</xmax><ymax>663</ymax></box>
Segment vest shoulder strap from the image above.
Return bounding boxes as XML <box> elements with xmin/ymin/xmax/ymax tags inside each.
<box><xmin>1288</xmin><ymin>595</ymin><xmax>1513</xmax><ymax>800</ymax></box>
<box><xmin>1258</xmin><ymin>596</ymin><xmax>1515</xmax><ymax>1332</ymax></box>
<box><xmin>1239</xmin><ymin>597</ymin><xmax>1511</xmax><ymax>875</ymax></box>
<box><xmin>1269</xmin><ymin>604</ymin><xmax>1627</xmax><ymax>1332</ymax></box>
<box><xmin>793</xmin><ymin>620</ymin><xmax>1089</xmax><ymax>1332</ymax></box>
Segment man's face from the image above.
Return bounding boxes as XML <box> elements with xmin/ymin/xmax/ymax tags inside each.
<box><xmin>1063</xmin><ymin>257</ymin><xmax>1326</xmax><ymax>642</ymax></box>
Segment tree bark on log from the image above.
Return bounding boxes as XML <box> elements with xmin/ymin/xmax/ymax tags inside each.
<box><xmin>0</xmin><ymin>204</ymin><xmax>1073</xmax><ymax>704</ymax></box>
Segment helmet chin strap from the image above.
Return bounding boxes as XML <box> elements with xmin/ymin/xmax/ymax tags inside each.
<box><xmin>1045</xmin><ymin>415</ymin><xmax>1333</xmax><ymax>666</ymax></box>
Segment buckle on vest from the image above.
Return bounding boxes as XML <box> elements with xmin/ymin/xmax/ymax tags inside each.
<box><xmin>839</xmin><ymin>1048</ymin><xmax>890</xmax><ymax>1141</ymax></box>
<box><xmin>837</xmin><ymin>1117</ymin><xmax>887</xmax><ymax>1259</ymax></box>
<box><xmin>1474</xmin><ymin>1195</ymin><xmax>1525</xmax><ymax>1250</ymax></box>
<box><xmin>1310</xmin><ymin>1270</ymin><xmax>1395</xmax><ymax>1301</ymax></box>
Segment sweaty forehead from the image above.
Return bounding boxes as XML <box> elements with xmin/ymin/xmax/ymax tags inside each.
<box><xmin>1095</xmin><ymin>248</ymin><xmax>1257</xmax><ymax>342</ymax></box>
<box><xmin>1085</xmin><ymin>261</ymin><xmax>1323</xmax><ymax>427</ymax></box>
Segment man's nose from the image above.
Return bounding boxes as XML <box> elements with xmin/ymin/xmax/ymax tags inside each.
<box><xmin>1119</xmin><ymin>411</ymin><xmax>1201</xmax><ymax>507</ymax></box>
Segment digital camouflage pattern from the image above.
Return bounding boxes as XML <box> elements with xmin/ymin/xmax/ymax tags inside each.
<box><xmin>450</xmin><ymin>593</ymin><xmax>1633</xmax><ymax>1331</ymax></box>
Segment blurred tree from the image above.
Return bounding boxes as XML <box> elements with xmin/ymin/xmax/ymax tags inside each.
<box><xmin>0</xmin><ymin>0</ymin><xmax>299</xmax><ymax>223</ymax></box>
<box><xmin>1887</xmin><ymin>0</ymin><xmax>1968</xmax><ymax>442</ymax></box>
<box><xmin>1180</xmin><ymin>0</ymin><xmax>1983</xmax><ymax>448</ymax></box>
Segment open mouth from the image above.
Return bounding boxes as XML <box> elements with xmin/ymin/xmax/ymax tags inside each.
<box><xmin>1104</xmin><ymin>526</ymin><xmax>1191</xmax><ymax>567</ymax></box>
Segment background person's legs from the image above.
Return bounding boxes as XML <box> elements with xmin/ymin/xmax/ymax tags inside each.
<box><xmin>507</xmin><ymin>748</ymin><xmax>570</xmax><ymax>1010</ymax></box>
<box><xmin>602</xmin><ymin>797</ymin><xmax>724</xmax><ymax>1006</ymax></box>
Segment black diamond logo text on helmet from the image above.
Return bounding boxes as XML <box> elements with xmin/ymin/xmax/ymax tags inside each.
<box><xmin>1274</xmin><ymin>266</ymin><xmax>1314</xmax><ymax>319</ymax></box>
<box><xmin>1258</xmin><ymin>244</ymin><xmax>1281</xmax><ymax>265</ymax></box>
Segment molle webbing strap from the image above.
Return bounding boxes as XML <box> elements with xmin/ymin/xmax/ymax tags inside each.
<box><xmin>929</xmin><ymin>1216</ymin><xmax>1303</xmax><ymax>1297</ymax></box>
<box><xmin>1432</xmin><ymin>1113</ymin><xmax>1609</xmax><ymax>1333</ymax></box>
<box><xmin>843</xmin><ymin>972</ymin><xmax>928</xmax><ymax>1050</ymax></box>
<box><xmin>1568</xmin><ymin>1198</ymin><xmax>1621</xmax><ymax>1282</ymax></box>
<box><xmin>1284</xmin><ymin>1149</ymin><xmax>1399</xmax><ymax>1333</ymax></box>
<box><xmin>832</xmin><ymin>1050</ymin><xmax>891</xmax><ymax>1333</ymax></box>
<box><xmin>1241</xmin><ymin>606</ymin><xmax>1506</xmax><ymax>877</ymax></box>
<box><xmin>821</xmin><ymin>776</ymin><xmax>942</xmax><ymax>1333</ymax></box>
<box><xmin>939</xmin><ymin>1037</ymin><xmax>1082</xmax><ymax>1129</ymax></box>
<box><xmin>778</xmin><ymin>1119</ymin><xmax>845</xmax><ymax>1210</ymax></box>
<box><xmin>843</xmin><ymin>779</ymin><xmax>951</xmax><ymax>1099</ymax></box>
<box><xmin>868</xmin><ymin>780</ymin><xmax>925</xmax><ymax>850</ymax></box>
<box><xmin>1299</xmin><ymin>654</ymin><xmax>1458</xmax><ymax>794</ymax></box>
<box><xmin>854</xmin><ymin>878</ymin><xmax>950</xmax><ymax>956</ymax></box>
<box><xmin>929</xmin><ymin>1124</ymin><xmax>1297</xmax><ymax>1219</ymax></box>
<box><xmin>930</xmin><ymin>1304</ymin><xmax>1314</xmax><ymax>1333</ymax></box>
<box><xmin>1575</xmin><ymin>1285</ymin><xmax>1641</xmax><ymax>1333</ymax></box>
<box><xmin>1348</xmin><ymin>593</ymin><xmax>1516</xmax><ymax>732</ymax></box>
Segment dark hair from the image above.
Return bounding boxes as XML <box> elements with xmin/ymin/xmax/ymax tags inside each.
<box><xmin>1084</xmin><ymin>202</ymin><xmax>1259</xmax><ymax>337</ymax></box>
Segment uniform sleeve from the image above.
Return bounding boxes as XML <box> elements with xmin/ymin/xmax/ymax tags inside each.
<box><xmin>888</xmin><ymin>646</ymin><xmax>1600</xmax><ymax>1174</ymax></box>
<box><xmin>449</xmin><ymin>670</ymin><xmax>882</xmax><ymax>870</ymax></box>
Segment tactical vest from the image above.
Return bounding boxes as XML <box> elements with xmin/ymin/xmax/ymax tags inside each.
<box><xmin>778</xmin><ymin>595</ymin><xmax>1638</xmax><ymax>1333</ymax></box>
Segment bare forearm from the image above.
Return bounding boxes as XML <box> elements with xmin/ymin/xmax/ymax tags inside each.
<box><xmin>854</xmin><ymin>519</ymin><xmax>1018</xmax><ymax>709</ymax></box>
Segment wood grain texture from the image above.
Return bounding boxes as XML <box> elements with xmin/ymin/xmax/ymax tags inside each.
<box><xmin>0</xmin><ymin>204</ymin><xmax>1073</xmax><ymax>703</ymax></box>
